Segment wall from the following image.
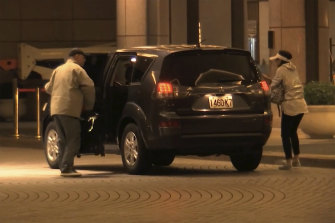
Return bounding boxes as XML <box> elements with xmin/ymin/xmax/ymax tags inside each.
<box><xmin>0</xmin><ymin>0</ymin><xmax>116</xmax><ymax>59</ymax></box>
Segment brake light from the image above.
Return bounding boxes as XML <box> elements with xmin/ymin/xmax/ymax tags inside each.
<box><xmin>260</xmin><ymin>81</ymin><xmax>270</xmax><ymax>92</ymax></box>
<box><xmin>157</xmin><ymin>82</ymin><xmax>173</xmax><ymax>98</ymax></box>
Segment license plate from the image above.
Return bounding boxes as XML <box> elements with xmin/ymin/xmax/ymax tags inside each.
<box><xmin>209</xmin><ymin>95</ymin><xmax>233</xmax><ymax>109</ymax></box>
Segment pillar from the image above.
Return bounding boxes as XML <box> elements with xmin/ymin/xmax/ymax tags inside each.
<box><xmin>170</xmin><ymin>0</ymin><xmax>187</xmax><ymax>44</ymax></box>
<box><xmin>269</xmin><ymin>0</ymin><xmax>330</xmax><ymax>83</ymax></box>
<box><xmin>269</xmin><ymin>0</ymin><xmax>306</xmax><ymax>82</ymax></box>
<box><xmin>199</xmin><ymin>0</ymin><xmax>231</xmax><ymax>47</ymax></box>
<box><xmin>147</xmin><ymin>0</ymin><xmax>170</xmax><ymax>45</ymax></box>
<box><xmin>316</xmin><ymin>0</ymin><xmax>330</xmax><ymax>82</ymax></box>
<box><xmin>117</xmin><ymin>0</ymin><xmax>147</xmax><ymax>48</ymax></box>
<box><xmin>231</xmin><ymin>0</ymin><xmax>248</xmax><ymax>49</ymax></box>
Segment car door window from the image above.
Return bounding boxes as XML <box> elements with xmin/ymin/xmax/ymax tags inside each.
<box><xmin>110</xmin><ymin>56</ymin><xmax>134</xmax><ymax>86</ymax></box>
<box><xmin>131</xmin><ymin>56</ymin><xmax>153</xmax><ymax>83</ymax></box>
<box><xmin>109</xmin><ymin>55</ymin><xmax>154</xmax><ymax>86</ymax></box>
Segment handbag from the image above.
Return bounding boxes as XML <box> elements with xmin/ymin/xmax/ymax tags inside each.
<box><xmin>270</xmin><ymin>82</ymin><xmax>285</xmax><ymax>116</ymax></box>
<box><xmin>271</xmin><ymin>82</ymin><xmax>285</xmax><ymax>104</ymax></box>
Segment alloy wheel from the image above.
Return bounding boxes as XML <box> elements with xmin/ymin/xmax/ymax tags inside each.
<box><xmin>123</xmin><ymin>131</ymin><xmax>138</xmax><ymax>166</ymax></box>
<box><xmin>46</xmin><ymin>129</ymin><xmax>59</xmax><ymax>162</ymax></box>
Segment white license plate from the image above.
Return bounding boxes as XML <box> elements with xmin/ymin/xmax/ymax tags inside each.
<box><xmin>209</xmin><ymin>95</ymin><xmax>233</xmax><ymax>109</ymax></box>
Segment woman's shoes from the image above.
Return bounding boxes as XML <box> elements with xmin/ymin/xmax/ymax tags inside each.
<box><xmin>279</xmin><ymin>159</ymin><xmax>292</xmax><ymax>170</ymax></box>
<box><xmin>279</xmin><ymin>163</ymin><xmax>292</xmax><ymax>170</ymax></box>
<box><xmin>279</xmin><ymin>158</ymin><xmax>301</xmax><ymax>170</ymax></box>
<box><xmin>292</xmin><ymin>158</ymin><xmax>301</xmax><ymax>167</ymax></box>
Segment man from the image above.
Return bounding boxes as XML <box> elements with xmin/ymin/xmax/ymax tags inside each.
<box><xmin>45</xmin><ymin>48</ymin><xmax>95</xmax><ymax>177</ymax></box>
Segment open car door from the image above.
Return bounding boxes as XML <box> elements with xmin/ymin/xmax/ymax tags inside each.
<box><xmin>79</xmin><ymin>112</ymin><xmax>105</xmax><ymax>156</ymax></box>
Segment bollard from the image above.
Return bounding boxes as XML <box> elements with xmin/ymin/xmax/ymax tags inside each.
<box><xmin>36</xmin><ymin>87</ymin><xmax>41</xmax><ymax>139</ymax></box>
<box><xmin>12</xmin><ymin>79</ymin><xmax>19</xmax><ymax>138</ymax></box>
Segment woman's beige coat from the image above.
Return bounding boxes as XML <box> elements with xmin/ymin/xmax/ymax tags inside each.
<box><xmin>271</xmin><ymin>62</ymin><xmax>308</xmax><ymax>116</ymax></box>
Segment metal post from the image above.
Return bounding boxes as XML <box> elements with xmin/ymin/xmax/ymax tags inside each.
<box><xmin>330</xmin><ymin>38</ymin><xmax>333</xmax><ymax>83</ymax></box>
<box><xmin>330</xmin><ymin>38</ymin><xmax>334</xmax><ymax>85</ymax></box>
<box><xmin>12</xmin><ymin>79</ymin><xmax>19</xmax><ymax>138</ymax></box>
<box><xmin>36</xmin><ymin>87</ymin><xmax>41</xmax><ymax>139</ymax></box>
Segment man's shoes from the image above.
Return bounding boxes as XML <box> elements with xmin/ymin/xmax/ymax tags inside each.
<box><xmin>60</xmin><ymin>169</ymin><xmax>82</xmax><ymax>177</ymax></box>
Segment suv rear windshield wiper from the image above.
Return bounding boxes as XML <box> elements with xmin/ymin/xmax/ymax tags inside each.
<box><xmin>195</xmin><ymin>69</ymin><xmax>244</xmax><ymax>86</ymax></box>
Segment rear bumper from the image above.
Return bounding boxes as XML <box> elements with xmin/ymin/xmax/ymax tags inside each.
<box><xmin>144</xmin><ymin>112</ymin><xmax>272</xmax><ymax>155</ymax></box>
<box><xmin>148</xmin><ymin>131</ymin><xmax>270</xmax><ymax>155</ymax></box>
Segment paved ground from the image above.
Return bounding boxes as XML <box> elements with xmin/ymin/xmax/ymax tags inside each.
<box><xmin>0</xmin><ymin>149</ymin><xmax>335</xmax><ymax>223</ymax></box>
<box><xmin>0</xmin><ymin>121</ymin><xmax>334</xmax><ymax>223</ymax></box>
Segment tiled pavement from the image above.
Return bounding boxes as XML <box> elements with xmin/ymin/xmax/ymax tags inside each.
<box><xmin>0</xmin><ymin>152</ymin><xmax>334</xmax><ymax>223</ymax></box>
<box><xmin>0</xmin><ymin>122</ymin><xmax>335</xmax><ymax>223</ymax></box>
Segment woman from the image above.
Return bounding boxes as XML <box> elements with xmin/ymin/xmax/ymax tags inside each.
<box><xmin>270</xmin><ymin>50</ymin><xmax>308</xmax><ymax>170</ymax></box>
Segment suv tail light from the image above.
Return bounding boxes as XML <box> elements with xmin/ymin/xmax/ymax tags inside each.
<box><xmin>157</xmin><ymin>82</ymin><xmax>173</xmax><ymax>98</ymax></box>
<box><xmin>260</xmin><ymin>81</ymin><xmax>270</xmax><ymax>93</ymax></box>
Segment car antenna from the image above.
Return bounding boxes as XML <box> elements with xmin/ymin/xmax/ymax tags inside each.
<box><xmin>196</xmin><ymin>22</ymin><xmax>205</xmax><ymax>48</ymax></box>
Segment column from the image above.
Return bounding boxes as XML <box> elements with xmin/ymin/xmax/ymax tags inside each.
<box><xmin>186</xmin><ymin>0</ymin><xmax>199</xmax><ymax>44</ymax></box>
<box><xmin>259</xmin><ymin>1</ymin><xmax>269</xmax><ymax>67</ymax></box>
<box><xmin>231</xmin><ymin>0</ymin><xmax>248</xmax><ymax>49</ymax></box>
<box><xmin>170</xmin><ymin>0</ymin><xmax>187</xmax><ymax>44</ymax></box>
<box><xmin>269</xmin><ymin>0</ymin><xmax>306</xmax><ymax>82</ymax></box>
<box><xmin>269</xmin><ymin>0</ymin><xmax>330</xmax><ymax>83</ymax></box>
<box><xmin>317</xmin><ymin>0</ymin><xmax>330</xmax><ymax>82</ymax></box>
<box><xmin>199</xmin><ymin>0</ymin><xmax>231</xmax><ymax>47</ymax></box>
<box><xmin>117</xmin><ymin>0</ymin><xmax>147</xmax><ymax>48</ymax></box>
<box><xmin>147</xmin><ymin>0</ymin><xmax>170</xmax><ymax>45</ymax></box>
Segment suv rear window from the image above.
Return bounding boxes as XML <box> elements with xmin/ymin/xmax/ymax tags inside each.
<box><xmin>160</xmin><ymin>50</ymin><xmax>258</xmax><ymax>86</ymax></box>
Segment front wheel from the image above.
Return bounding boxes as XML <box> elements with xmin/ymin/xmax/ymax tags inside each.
<box><xmin>230</xmin><ymin>147</ymin><xmax>263</xmax><ymax>171</ymax></box>
<box><xmin>44</xmin><ymin>121</ymin><xmax>61</xmax><ymax>169</ymax></box>
<box><xmin>120</xmin><ymin>123</ymin><xmax>151</xmax><ymax>174</ymax></box>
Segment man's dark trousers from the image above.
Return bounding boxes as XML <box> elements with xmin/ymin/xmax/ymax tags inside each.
<box><xmin>54</xmin><ymin>115</ymin><xmax>81</xmax><ymax>172</ymax></box>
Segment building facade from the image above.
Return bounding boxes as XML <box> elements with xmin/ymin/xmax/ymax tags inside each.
<box><xmin>0</xmin><ymin>0</ymin><xmax>334</xmax><ymax>83</ymax></box>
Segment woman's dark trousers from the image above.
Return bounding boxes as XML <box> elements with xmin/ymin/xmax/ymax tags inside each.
<box><xmin>281</xmin><ymin>113</ymin><xmax>304</xmax><ymax>159</ymax></box>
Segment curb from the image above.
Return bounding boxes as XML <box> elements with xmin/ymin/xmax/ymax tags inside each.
<box><xmin>262</xmin><ymin>151</ymin><xmax>335</xmax><ymax>169</ymax></box>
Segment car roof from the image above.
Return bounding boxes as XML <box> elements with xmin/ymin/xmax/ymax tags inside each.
<box><xmin>116</xmin><ymin>44</ymin><xmax>247</xmax><ymax>57</ymax></box>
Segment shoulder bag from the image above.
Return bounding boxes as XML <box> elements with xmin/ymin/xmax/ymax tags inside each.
<box><xmin>271</xmin><ymin>82</ymin><xmax>285</xmax><ymax>105</ymax></box>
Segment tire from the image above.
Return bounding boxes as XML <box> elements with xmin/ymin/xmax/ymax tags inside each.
<box><xmin>120</xmin><ymin>123</ymin><xmax>151</xmax><ymax>174</ymax></box>
<box><xmin>44</xmin><ymin>121</ymin><xmax>61</xmax><ymax>169</ymax></box>
<box><xmin>230</xmin><ymin>147</ymin><xmax>263</xmax><ymax>171</ymax></box>
<box><xmin>151</xmin><ymin>151</ymin><xmax>175</xmax><ymax>166</ymax></box>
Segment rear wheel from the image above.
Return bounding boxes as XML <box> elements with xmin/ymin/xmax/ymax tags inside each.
<box><xmin>44</xmin><ymin>121</ymin><xmax>61</xmax><ymax>169</ymax></box>
<box><xmin>120</xmin><ymin>123</ymin><xmax>152</xmax><ymax>174</ymax></box>
<box><xmin>230</xmin><ymin>147</ymin><xmax>263</xmax><ymax>171</ymax></box>
<box><xmin>151</xmin><ymin>151</ymin><xmax>175</xmax><ymax>166</ymax></box>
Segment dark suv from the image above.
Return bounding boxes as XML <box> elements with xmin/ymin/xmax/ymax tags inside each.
<box><xmin>43</xmin><ymin>45</ymin><xmax>272</xmax><ymax>174</ymax></box>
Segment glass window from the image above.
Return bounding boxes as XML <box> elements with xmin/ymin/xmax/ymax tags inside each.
<box><xmin>131</xmin><ymin>56</ymin><xmax>153</xmax><ymax>83</ymax></box>
<box><xmin>160</xmin><ymin>50</ymin><xmax>258</xmax><ymax>86</ymax></box>
<box><xmin>109</xmin><ymin>56</ymin><xmax>133</xmax><ymax>86</ymax></box>
<box><xmin>109</xmin><ymin>55</ymin><xmax>153</xmax><ymax>86</ymax></box>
